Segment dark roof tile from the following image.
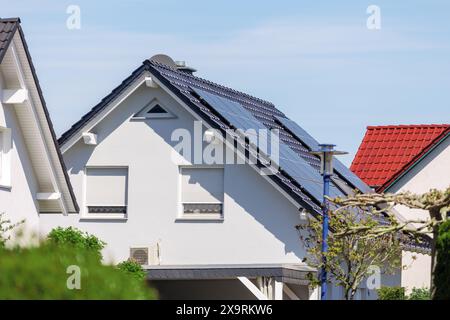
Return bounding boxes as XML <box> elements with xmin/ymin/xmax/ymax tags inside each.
<box><xmin>0</xmin><ymin>18</ymin><xmax>20</xmax><ymax>63</ymax></box>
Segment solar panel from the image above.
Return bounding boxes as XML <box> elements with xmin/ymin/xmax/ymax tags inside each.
<box><xmin>276</xmin><ymin>116</ymin><xmax>372</xmax><ymax>193</ymax></box>
<box><xmin>192</xmin><ymin>87</ymin><xmax>265</xmax><ymax>131</ymax></box>
<box><xmin>192</xmin><ymin>87</ymin><xmax>342</xmax><ymax>202</ymax></box>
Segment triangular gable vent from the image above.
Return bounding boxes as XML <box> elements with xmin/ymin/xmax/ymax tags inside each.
<box><xmin>147</xmin><ymin>104</ymin><xmax>166</xmax><ymax>114</ymax></box>
<box><xmin>133</xmin><ymin>100</ymin><xmax>176</xmax><ymax>119</ymax></box>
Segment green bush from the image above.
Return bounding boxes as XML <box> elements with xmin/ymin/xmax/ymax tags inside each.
<box><xmin>408</xmin><ymin>287</ymin><xmax>430</xmax><ymax>300</ymax></box>
<box><xmin>377</xmin><ymin>287</ymin><xmax>405</xmax><ymax>300</ymax></box>
<box><xmin>434</xmin><ymin>219</ymin><xmax>450</xmax><ymax>300</ymax></box>
<box><xmin>0</xmin><ymin>243</ymin><xmax>157</xmax><ymax>299</ymax></box>
<box><xmin>117</xmin><ymin>260</ymin><xmax>147</xmax><ymax>281</ymax></box>
<box><xmin>47</xmin><ymin>227</ymin><xmax>105</xmax><ymax>259</ymax></box>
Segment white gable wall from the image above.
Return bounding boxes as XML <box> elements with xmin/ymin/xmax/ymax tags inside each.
<box><xmin>0</xmin><ymin>73</ymin><xmax>40</xmax><ymax>232</ymax></box>
<box><xmin>39</xmin><ymin>84</ymin><xmax>308</xmax><ymax>265</ymax></box>
<box><xmin>387</xmin><ymin>134</ymin><xmax>450</xmax><ymax>292</ymax></box>
<box><xmin>388</xmin><ymin>134</ymin><xmax>450</xmax><ymax>220</ymax></box>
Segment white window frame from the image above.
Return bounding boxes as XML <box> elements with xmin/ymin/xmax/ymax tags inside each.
<box><xmin>0</xmin><ymin>126</ymin><xmax>12</xmax><ymax>189</ymax></box>
<box><xmin>82</xmin><ymin>165</ymin><xmax>129</xmax><ymax>220</ymax></box>
<box><xmin>177</xmin><ymin>165</ymin><xmax>224</xmax><ymax>221</ymax></box>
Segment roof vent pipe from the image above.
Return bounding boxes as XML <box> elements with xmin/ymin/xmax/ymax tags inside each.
<box><xmin>175</xmin><ymin>60</ymin><xmax>197</xmax><ymax>74</ymax></box>
<box><xmin>149</xmin><ymin>54</ymin><xmax>197</xmax><ymax>74</ymax></box>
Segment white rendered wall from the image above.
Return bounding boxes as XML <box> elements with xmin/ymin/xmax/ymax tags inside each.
<box><xmin>39</xmin><ymin>84</ymin><xmax>308</xmax><ymax>265</ymax></box>
<box><xmin>387</xmin><ymin>135</ymin><xmax>449</xmax><ymax>292</ymax></box>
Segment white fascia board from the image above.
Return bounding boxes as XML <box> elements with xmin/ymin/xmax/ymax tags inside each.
<box><xmin>60</xmin><ymin>73</ymin><xmax>148</xmax><ymax>154</ymax></box>
<box><xmin>2</xmin><ymin>89</ymin><xmax>28</xmax><ymax>104</ymax></box>
<box><xmin>10</xmin><ymin>39</ymin><xmax>68</xmax><ymax>215</ymax></box>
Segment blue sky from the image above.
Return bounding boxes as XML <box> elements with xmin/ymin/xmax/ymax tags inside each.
<box><xmin>1</xmin><ymin>0</ymin><xmax>449</xmax><ymax>164</ymax></box>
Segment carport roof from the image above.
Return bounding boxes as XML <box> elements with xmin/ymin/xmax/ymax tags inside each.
<box><xmin>145</xmin><ymin>264</ymin><xmax>316</xmax><ymax>285</ymax></box>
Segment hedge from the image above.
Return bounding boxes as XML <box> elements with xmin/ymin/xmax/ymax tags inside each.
<box><xmin>434</xmin><ymin>219</ymin><xmax>450</xmax><ymax>300</ymax></box>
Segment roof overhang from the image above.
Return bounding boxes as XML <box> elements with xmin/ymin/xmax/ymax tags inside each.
<box><xmin>0</xmin><ymin>22</ymin><xmax>78</xmax><ymax>213</ymax></box>
<box><xmin>145</xmin><ymin>264</ymin><xmax>315</xmax><ymax>285</ymax></box>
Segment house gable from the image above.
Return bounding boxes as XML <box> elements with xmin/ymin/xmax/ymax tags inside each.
<box><xmin>42</xmin><ymin>80</ymin><xmax>309</xmax><ymax>264</ymax></box>
<box><xmin>59</xmin><ymin>56</ymin><xmax>372</xmax><ymax>218</ymax></box>
<box><xmin>0</xmin><ymin>18</ymin><xmax>78</xmax><ymax>214</ymax></box>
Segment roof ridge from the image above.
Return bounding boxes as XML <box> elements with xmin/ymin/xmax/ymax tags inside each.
<box><xmin>145</xmin><ymin>59</ymin><xmax>276</xmax><ymax>108</ymax></box>
<box><xmin>0</xmin><ymin>17</ymin><xmax>21</xmax><ymax>23</ymax></box>
<box><xmin>367</xmin><ymin>124</ymin><xmax>450</xmax><ymax>130</ymax></box>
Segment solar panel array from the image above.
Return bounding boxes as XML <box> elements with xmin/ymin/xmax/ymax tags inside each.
<box><xmin>193</xmin><ymin>87</ymin><xmax>342</xmax><ymax>201</ymax></box>
<box><xmin>276</xmin><ymin>116</ymin><xmax>372</xmax><ymax>193</ymax></box>
<box><xmin>146</xmin><ymin>60</ymin><xmax>429</xmax><ymax>251</ymax></box>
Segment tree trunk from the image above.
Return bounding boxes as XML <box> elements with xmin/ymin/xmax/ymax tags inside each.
<box><xmin>349</xmin><ymin>289</ymin><xmax>357</xmax><ymax>300</ymax></box>
<box><xmin>429</xmin><ymin>207</ymin><xmax>443</xmax><ymax>299</ymax></box>
<box><xmin>344</xmin><ymin>288</ymin><xmax>351</xmax><ymax>300</ymax></box>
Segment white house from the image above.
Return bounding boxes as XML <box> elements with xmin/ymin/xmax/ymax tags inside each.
<box><xmin>351</xmin><ymin>124</ymin><xmax>449</xmax><ymax>293</ymax></box>
<box><xmin>0</xmin><ymin>18</ymin><xmax>78</xmax><ymax>235</ymax></box>
<box><xmin>37</xmin><ymin>53</ymin><xmax>404</xmax><ymax>300</ymax></box>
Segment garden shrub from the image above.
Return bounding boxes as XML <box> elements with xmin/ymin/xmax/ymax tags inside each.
<box><xmin>377</xmin><ymin>286</ymin><xmax>405</xmax><ymax>300</ymax></box>
<box><xmin>117</xmin><ymin>259</ymin><xmax>147</xmax><ymax>281</ymax></box>
<box><xmin>47</xmin><ymin>227</ymin><xmax>105</xmax><ymax>259</ymax></box>
<box><xmin>408</xmin><ymin>287</ymin><xmax>430</xmax><ymax>300</ymax></box>
<box><xmin>0</xmin><ymin>243</ymin><xmax>157</xmax><ymax>299</ymax></box>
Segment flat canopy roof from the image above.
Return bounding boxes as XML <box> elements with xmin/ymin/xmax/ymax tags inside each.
<box><xmin>145</xmin><ymin>264</ymin><xmax>316</xmax><ymax>285</ymax></box>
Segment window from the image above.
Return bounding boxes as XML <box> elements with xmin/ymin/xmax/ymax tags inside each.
<box><xmin>180</xmin><ymin>167</ymin><xmax>224</xmax><ymax>220</ymax></box>
<box><xmin>0</xmin><ymin>127</ymin><xmax>12</xmax><ymax>188</ymax></box>
<box><xmin>85</xmin><ymin>167</ymin><xmax>128</xmax><ymax>218</ymax></box>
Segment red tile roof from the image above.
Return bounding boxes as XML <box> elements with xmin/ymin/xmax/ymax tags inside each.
<box><xmin>351</xmin><ymin>124</ymin><xmax>450</xmax><ymax>191</ymax></box>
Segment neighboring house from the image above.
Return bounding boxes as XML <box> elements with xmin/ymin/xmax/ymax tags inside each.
<box><xmin>351</xmin><ymin>124</ymin><xmax>450</xmax><ymax>292</ymax></box>
<box><xmin>0</xmin><ymin>18</ymin><xmax>78</xmax><ymax>234</ymax></box>
<box><xmin>39</xmin><ymin>53</ymin><xmax>402</xmax><ymax>300</ymax></box>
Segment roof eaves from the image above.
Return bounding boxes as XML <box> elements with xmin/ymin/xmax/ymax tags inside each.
<box><xmin>14</xmin><ymin>23</ymin><xmax>79</xmax><ymax>212</ymax></box>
